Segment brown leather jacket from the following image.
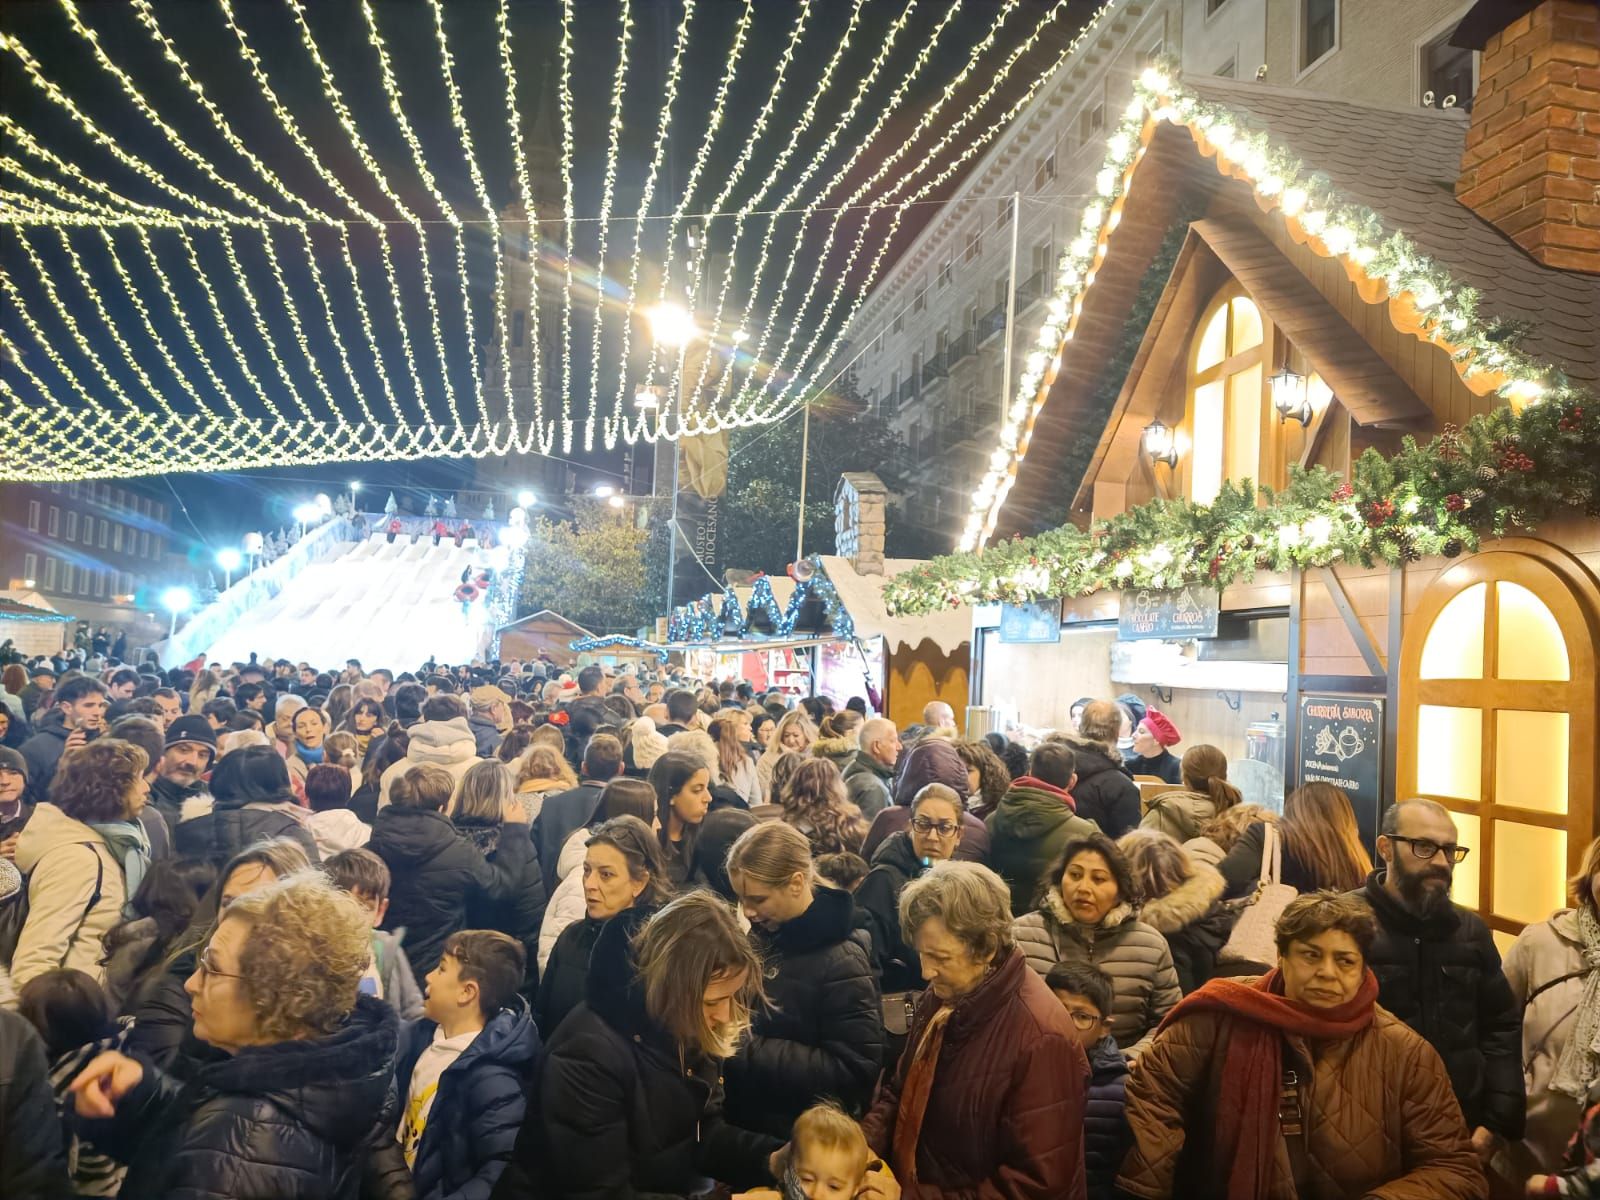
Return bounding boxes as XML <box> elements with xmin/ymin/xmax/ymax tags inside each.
<box><xmin>1118</xmin><ymin>1001</ymin><xmax>1487</xmax><ymax>1200</ymax></box>
<box><xmin>862</xmin><ymin>947</ymin><xmax>1089</xmax><ymax>1199</ymax></box>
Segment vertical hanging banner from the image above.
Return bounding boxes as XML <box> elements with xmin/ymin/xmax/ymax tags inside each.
<box><xmin>672</xmin><ymin>347</ymin><xmax>727</xmax><ymax>609</ymax></box>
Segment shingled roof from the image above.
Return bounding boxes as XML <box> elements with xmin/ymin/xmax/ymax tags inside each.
<box><xmin>1186</xmin><ymin>78</ymin><xmax>1600</xmax><ymax>388</ymax></box>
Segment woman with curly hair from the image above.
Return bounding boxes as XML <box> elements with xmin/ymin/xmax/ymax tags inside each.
<box><xmin>756</xmin><ymin>710</ymin><xmax>816</xmax><ymax>800</ymax></box>
<box><xmin>780</xmin><ymin>757</ymin><xmax>867</xmax><ymax>857</ymax></box>
<box><xmin>953</xmin><ymin>738</ymin><xmax>1011</xmax><ymax>821</ymax></box>
<box><xmin>339</xmin><ymin>697</ymin><xmax>386</xmax><ymax>763</ymax></box>
<box><xmin>70</xmin><ymin>871</ymin><xmax>408</xmax><ymax>1199</ymax></box>
<box><xmin>511</xmin><ymin>744</ymin><xmax>578</xmax><ymax>825</ymax></box>
<box><xmin>14</xmin><ymin>738</ymin><xmax>147</xmax><ymax>987</ymax></box>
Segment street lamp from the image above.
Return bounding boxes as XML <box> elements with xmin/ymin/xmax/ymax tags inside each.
<box><xmin>293</xmin><ymin>502</ymin><xmax>319</xmax><ymax>539</ymax></box>
<box><xmin>593</xmin><ymin>485</ymin><xmax>617</xmax><ymax>499</ymax></box>
<box><xmin>161</xmin><ymin>586</ymin><xmax>192</xmax><ymax>640</ymax></box>
<box><xmin>646</xmin><ymin>302</ymin><xmax>696</xmax><ymax>348</ymax></box>
<box><xmin>1142</xmin><ymin>418</ymin><xmax>1179</xmax><ymax>469</ymax></box>
<box><xmin>216</xmin><ymin>547</ymin><xmax>242</xmax><ymax>590</ymax></box>
<box><xmin>349</xmin><ymin>480</ymin><xmax>362</xmax><ymax>510</ymax></box>
<box><xmin>516</xmin><ymin>489</ymin><xmax>536</xmax><ymax>509</ymax></box>
<box><xmin>607</xmin><ymin>494</ymin><xmax>626</xmax><ymax>510</ymax></box>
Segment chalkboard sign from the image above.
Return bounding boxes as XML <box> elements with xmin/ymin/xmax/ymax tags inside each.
<box><xmin>1298</xmin><ymin>694</ymin><xmax>1386</xmax><ymax>845</ymax></box>
<box><xmin>999</xmin><ymin>599</ymin><xmax>1063</xmax><ymax>644</ymax></box>
<box><xmin>1118</xmin><ymin>587</ymin><xmax>1220</xmax><ymax>640</ymax></box>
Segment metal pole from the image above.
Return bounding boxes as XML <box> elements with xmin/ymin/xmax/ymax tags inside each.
<box><xmin>665</xmin><ymin>429</ymin><xmax>681</xmax><ymax>612</ymax></box>
<box><xmin>795</xmin><ymin>400</ymin><xmax>811</xmax><ymax>563</ymax></box>
<box><xmin>1000</xmin><ymin>190</ymin><xmax>1020</xmax><ymax>422</ymax></box>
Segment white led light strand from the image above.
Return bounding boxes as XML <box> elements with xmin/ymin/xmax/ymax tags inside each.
<box><xmin>585</xmin><ymin>0</ymin><xmax>632</xmax><ymax>453</ymax></box>
<box><xmin>556</xmin><ymin>0</ymin><xmax>578</xmax><ymax>452</ymax></box>
<box><xmin>497</xmin><ymin>0</ymin><xmax>547</xmax><ymax>455</ymax></box>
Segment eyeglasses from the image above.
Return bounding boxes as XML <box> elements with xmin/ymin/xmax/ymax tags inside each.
<box><xmin>1389</xmin><ymin>835</ymin><xmax>1471</xmax><ymax>864</ymax></box>
<box><xmin>1064</xmin><ymin>1010</ymin><xmax>1103</xmax><ymax>1031</ymax></box>
<box><xmin>910</xmin><ymin>817</ymin><xmax>959</xmax><ymax>837</ymax></box>
<box><xmin>196</xmin><ymin>946</ymin><xmax>243</xmax><ymax>984</ymax></box>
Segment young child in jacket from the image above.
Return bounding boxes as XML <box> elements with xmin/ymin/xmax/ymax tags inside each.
<box><xmin>1048</xmin><ymin>961</ymin><xmax>1130</xmax><ymax>1200</ymax></box>
<box><xmin>325</xmin><ymin>847</ymin><xmax>423</xmax><ymax>1020</ymax></box>
<box><xmin>742</xmin><ymin>1102</ymin><xmax>896</xmax><ymax>1200</ymax></box>
<box><xmin>1531</xmin><ymin>1079</ymin><xmax>1600</xmax><ymax>1196</ymax></box>
<box><xmin>396</xmin><ymin>929</ymin><xmax>539</xmax><ymax>1200</ymax></box>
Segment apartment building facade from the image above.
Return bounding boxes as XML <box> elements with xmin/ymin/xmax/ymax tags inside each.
<box><xmin>847</xmin><ymin>0</ymin><xmax>1485</xmax><ymax>544</ymax></box>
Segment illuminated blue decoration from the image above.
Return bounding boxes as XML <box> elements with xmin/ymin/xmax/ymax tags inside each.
<box><xmin>666</xmin><ymin>557</ymin><xmax>855</xmax><ymax>645</ymax></box>
<box><xmin>569</xmin><ymin>635</ymin><xmax>671</xmax><ymax>662</ymax></box>
<box><xmin>0</xmin><ymin>600</ymin><xmax>72</xmax><ymax>624</ymax></box>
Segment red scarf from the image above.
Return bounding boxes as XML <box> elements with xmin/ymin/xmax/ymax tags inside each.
<box><xmin>1156</xmin><ymin>968</ymin><xmax>1379</xmax><ymax>1200</ymax></box>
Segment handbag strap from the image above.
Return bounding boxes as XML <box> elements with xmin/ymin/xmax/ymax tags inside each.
<box><xmin>1259</xmin><ymin>823</ymin><xmax>1282</xmax><ymax>888</ymax></box>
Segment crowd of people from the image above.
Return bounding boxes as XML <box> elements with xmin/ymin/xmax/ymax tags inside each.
<box><xmin>0</xmin><ymin>646</ymin><xmax>1596</xmax><ymax>1198</ymax></box>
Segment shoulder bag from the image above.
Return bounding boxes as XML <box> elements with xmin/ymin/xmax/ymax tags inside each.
<box><xmin>1218</xmin><ymin>822</ymin><xmax>1296</xmax><ymax>967</ymax></box>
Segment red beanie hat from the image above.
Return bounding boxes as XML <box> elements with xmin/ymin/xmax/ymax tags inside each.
<box><xmin>1140</xmin><ymin>710</ymin><xmax>1181</xmax><ymax>747</ymax></box>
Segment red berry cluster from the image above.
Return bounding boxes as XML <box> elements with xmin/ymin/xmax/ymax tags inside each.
<box><xmin>1331</xmin><ymin>483</ymin><xmax>1353</xmax><ymax>502</ymax></box>
<box><xmin>1208</xmin><ymin>554</ymin><xmax>1225</xmax><ymax>579</ymax></box>
<box><xmin>1498</xmin><ymin>444</ymin><xmax>1535</xmax><ymax>472</ymax></box>
<box><xmin>1560</xmin><ymin>406</ymin><xmax>1585</xmax><ymax>433</ymax></box>
<box><xmin>1444</xmin><ymin>493</ymin><xmax>1467</xmax><ymax>513</ymax></box>
<box><xmin>1364</xmin><ymin>498</ymin><xmax>1396</xmax><ymax>527</ymax></box>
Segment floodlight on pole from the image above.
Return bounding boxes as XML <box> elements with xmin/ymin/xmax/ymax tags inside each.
<box><xmin>293</xmin><ymin>502</ymin><xmax>319</xmax><ymax>539</ymax></box>
<box><xmin>161</xmin><ymin>586</ymin><xmax>192</xmax><ymax>639</ymax></box>
<box><xmin>216</xmin><ymin>548</ymin><xmax>242</xmax><ymax>590</ymax></box>
<box><xmin>646</xmin><ymin>302</ymin><xmax>696</xmax><ymax>347</ymax></box>
<box><xmin>516</xmin><ymin>489</ymin><xmax>536</xmax><ymax>509</ymax></box>
<box><xmin>593</xmin><ymin>485</ymin><xmax>616</xmax><ymax>499</ymax></box>
<box><xmin>349</xmin><ymin>480</ymin><xmax>362</xmax><ymax>510</ymax></box>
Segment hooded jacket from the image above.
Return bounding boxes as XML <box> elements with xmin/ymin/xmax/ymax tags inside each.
<box><xmin>395</xmin><ymin>998</ymin><xmax>539</xmax><ymax>1200</ymax></box>
<box><xmin>459</xmin><ymin>819</ymin><xmax>548</xmax><ymax>993</ymax></box>
<box><xmin>495</xmin><ymin>906</ymin><xmax>781</xmax><ymax>1199</ymax></box>
<box><xmin>12</xmin><ymin>801</ymin><xmax>128</xmax><ymax>988</ymax></box>
<box><xmin>0</xmin><ymin>1006</ymin><xmax>70</xmax><ymax>1199</ymax></box>
<box><xmin>842</xmin><ymin>750</ymin><xmax>894</xmax><ymax>822</ymax></box>
<box><xmin>78</xmin><ymin>994</ymin><xmax>405</xmax><ymax>1200</ymax></box>
<box><xmin>1013</xmin><ymin>894</ymin><xmax>1181</xmax><ymax>1057</ymax></box>
<box><xmin>1139</xmin><ymin>789</ymin><xmax>1220</xmax><ymax>844</ymax></box>
<box><xmin>535</xmin><ymin>915</ymin><xmax>605</xmax><ymax>1040</ymax></box>
<box><xmin>810</xmin><ymin>735</ymin><xmax>857</xmax><ymax>770</ymax></box>
<box><xmin>853</xmin><ymin>831</ymin><xmax>929</xmax><ymax>993</ymax></box>
<box><xmin>860</xmin><ymin>739</ymin><xmax>989</xmax><ymax>865</ymax></box>
<box><xmin>148</xmin><ymin>774</ymin><xmax>210</xmax><ymax>840</ymax></box>
<box><xmin>537</xmin><ymin>826</ymin><xmax>592</xmax><ymax>976</ymax></box>
<box><xmin>378</xmin><ymin>718</ymin><xmax>481</xmax><ymax>808</ymax></box>
<box><xmin>466</xmin><ymin>713</ymin><xmax>504</xmax><ymax>759</ymax></box>
<box><xmin>1117</xmin><ymin>994</ymin><xmax>1486</xmax><ymax>1200</ymax></box>
<box><xmin>724</xmin><ymin>885</ymin><xmax>883</xmax><ymax>1137</ymax></box>
<box><xmin>862</xmin><ymin>947</ymin><xmax>1089</xmax><ymax>1199</ymax></box>
<box><xmin>1359</xmin><ymin>871</ymin><xmax>1526</xmax><ymax>1140</ymax></box>
<box><xmin>19</xmin><ymin>708</ymin><xmax>72</xmax><ymax>805</ymax></box>
<box><xmin>173</xmin><ymin>782</ymin><xmax>319</xmax><ymax>868</ymax></box>
<box><xmin>1135</xmin><ymin>862</ymin><xmax>1236</xmax><ymax>995</ymax></box>
<box><xmin>368</xmin><ymin>806</ymin><xmax>534</xmax><ymax>978</ymax></box>
<box><xmin>987</xmin><ymin>777</ymin><xmax>1102</xmax><ymax>916</ymax></box>
<box><xmin>1084</xmin><ymin>1033</ymin><xmax>1132</xmax><ymax>1200</ymax></box>
<box><xmin>1059</xmin><ymin>737</ymin><xmax>1140</xmax><ymax>839</ymax></box>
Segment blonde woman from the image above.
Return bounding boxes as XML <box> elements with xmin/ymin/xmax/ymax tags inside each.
<box><xmin>503</xmin><ymin>891</ymin><xmax>782</xmax><ymax>1197</ymax></box>
<box><xmin>512</xmin><ymin>745</ymin><xmax>578</xmax><ymax>825</ymax></box>
<box><xmin>187</xmin><ymin>669</ymin><xmax>222</xmax><ymax>715</ymax></box>
<box><xmin>756</xmin><ymin>710</ymin><xmax>816</xmax><ymax>799</ymax></box>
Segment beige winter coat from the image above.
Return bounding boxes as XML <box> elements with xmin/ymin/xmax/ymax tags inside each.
<box><xmin>1140</xmin><ymin>790</ymin><xmax>1218</xmax><ymax>844</ymax></box>
<box><xmin>1012</xmin><ymin>892</ymin><xmax>1181</xmax><ymax>1056</ymax></box>
<box><xmin>1502</xmin><ymin>908</ymin><xmax>1591</xmax><ymax>1175</ymax></box>
<box><xmin>377</xmin><ymin>717</ymin><xmax>481</xmax><ymax>808</ymax></box>
<box><xmin>12</xmin><ymin>802</ymin><xmax>127</xmax><ymax>988</ymax></box>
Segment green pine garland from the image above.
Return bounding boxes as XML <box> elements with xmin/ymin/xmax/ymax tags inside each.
<box><xmin>884</xmin><ymin>392</ymin><xmax>1598</xmax><ymax>616</ymax></box>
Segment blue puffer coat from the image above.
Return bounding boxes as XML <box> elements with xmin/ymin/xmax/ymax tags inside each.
<box><xmin>1083</xmin><ymin>1033</ymin><xmax>1131</xmax><ymax>1200</ymax></box>
<box><xmin>396</xmin><ymin>997</ymin><xmax>538</xmax><ymax>1200</ymax></box>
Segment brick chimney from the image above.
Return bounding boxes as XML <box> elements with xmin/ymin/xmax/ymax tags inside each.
<box><xmin>834</xmin><ymin>473</ymin><xmax>887</xmax><ymax>576</ymax></box>
<box><xmin>1454</xmin><ymin>0</ymin><xmax>1600</xmax><ymax>273</ymax></box>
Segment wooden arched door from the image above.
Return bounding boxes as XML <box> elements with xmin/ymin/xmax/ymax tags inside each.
<box><xmin>1398</xmin><ymin>540</ymin><xmax>1600</xmax><ymax>946</ymax></box>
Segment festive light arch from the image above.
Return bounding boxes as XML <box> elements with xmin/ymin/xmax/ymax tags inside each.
<box><xmin>1</xmin><ymin>0</ymin><xmax>1108</xmax><ymax>481</ymax></box>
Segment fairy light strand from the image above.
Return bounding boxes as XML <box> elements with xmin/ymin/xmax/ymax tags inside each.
<box><xmin>585</xmin><ymin>0</ymin><xmax>632</xmax><ymax>453</ymax></box>
<box><xmin>497</xmin><ymin>0</ymin><xmax>546</xmax><ymax>454</ymax></box>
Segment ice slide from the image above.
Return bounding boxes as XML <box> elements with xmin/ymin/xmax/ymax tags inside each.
<box><xmin>201</xmin><ymin>538</ymin><xmax>496</xmax><ymax>669</ymax></box>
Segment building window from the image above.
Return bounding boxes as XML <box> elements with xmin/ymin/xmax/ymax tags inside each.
<box><xmin>1142</xmin><ymin>39</ymin><xmax>1165</xmax><ymax>66</ymax></box>
<box><xmin>152</xmin><ymin>538</ymin><xmax>163</xmax><ymax>559</ymax></box>
<box><xmin>1422</xmin><ymin>24</ymin><xmax>1475</xmax><ymax>110</ymax></box>
<box><xmin>1301</xmin><ymin>0</ymin><xmax>1338</xmax><ymax>71</ymax></box>
<box><xmin>965</xmin><ymin>230</ymin><xmax>982</xmax><ymax>262</ymax></box>
<box><xmin>512</xmin><ymin>310</ymin><xmax>525</xmax><ymax>347</ymax></box>
<box><xmin>872</xmin><ymin>333</ymin><xmax>883</xmax><ymax>356</ymax></box>
<box><xmin>114</xmin><ymin>487</ymin><xmax>124</xmax><ymax>511</ymax></box>
<box><xmin>68</xmin><ymin>482</ymin><xmax>80</xmax><ymax>498</ymax></box>
<box><xmin>995</xmin><ymin>195</ymin><xmax>1012</xmax><ymax>229</ymax></box>
<box><xmin>47</xmin><ymin>506</ymin><xmax>59</xmax><ymax>537</ymax></box>
<box><xmin>95</xmin><ymin>571</ymin><xmax>106</xmax><ymax>598</ymax></box>
<box><xmin>1216</xmin><ymin>56</ymin><xmax>1237</xmax><ymax>79</ymax></box>
<box><xmin>938</xmin><ymin>260</ymin><xmax>953</xmax><ymax>289</ymax></box>
<box><xmin>892</xmin><ymin>311</ymin><xmax>904</xmax><ymax>334</ymax></box>
<box><xmin>1079</xmin><ymin>104</ymin><xmax>1104</xmax><ymax>146</ymax></box>
<box><xmin>27</xmin><ymin>500</ymin><xmax>40</xmax><ymax>532</ymax></box>
<box><xmin>1188</xmin><ymin>288</ymin><xmax>1267</xmax><ymax>505</ymax></box>
<box><xmin>139</xmin><ymin>530</ymin><xmax>149</xmax><ymax>558</ymax></box>
<box><xmin>121</xmin><ymin>572</ymin><xmax>134</xmax><ymax>597</ymax></box>
<box><xmin>1206</xmin><ymin>0</ymin><xmax>1228</xmax><ymax>13</ymax></box>
<box><xmin>43</xmin><ymin>558</ymin><xmax>57</xmax><ymax>590</ymax></box>
<box><xmin>63</xmin><ymin>563</ymin><xmax>75</xmax><ymax>593</ymax></box>
<box><xmin>23</xmin><ymin>553</ymin><xmax>37</xmax><ymax>583</ymax></box>
<box><xmin>99</xmin><ymin>521</ymin><xmax>109</xmax><ymax>549</ymax></box>
<box><xmin>113</xmin><ymin>525</ymin><xmax>124</xmax><ymax>552</ymax></box>
<box><xmin>65</xmin><ymin>511</ymin><xmax>79</xmax><ymax>542</ymax></box>
<box><xmin>83</xmin><ymin>516</ymin><xmax>94</xmax><ymax>545</ymax></box>
<box><xmin>1032</xmin><ymin>150</ymin><xmax>1057</xmax><ymax>191</ymax></box>
<box><xmin>912</xmin><ymin>281</ymin><xmax>926</xmax><ymax>313</ymax></box>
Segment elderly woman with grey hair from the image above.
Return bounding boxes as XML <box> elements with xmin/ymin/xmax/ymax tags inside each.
<box><xmin>863</xmin><ymin>861</ymin><xmax>1090</xmax><ymax>1196</ymax></box>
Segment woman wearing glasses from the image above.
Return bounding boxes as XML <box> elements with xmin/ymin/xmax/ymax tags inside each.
<box><xmin>855</xmin><ymin>783</ymin><xmax>967</xmax><ymax>991</ymax></box>
<box><xmin>1012</xmin><ymin>832</ymin><xmax>1180</xmax><ymax>1061</ymax></box>
<box><xmin>69</xmin><ymin>871</ymin><xmax>407</xmax><ymax>1200</ymax></box>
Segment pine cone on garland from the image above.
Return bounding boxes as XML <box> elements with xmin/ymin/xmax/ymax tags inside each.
<box><xmin>1442</xmin><ymin>538</ymin><xmax>1464</xmax><ymax>558</ymax></box>
<box><xmin>1477</xmin><ymin>465</ymin><xmax>1499</xmax><ymax>484</ymax></box>
<box><xmin>1464</xmin><ymin>487</ymin><xmax>1487</xmax><ymax>504</ymax></box>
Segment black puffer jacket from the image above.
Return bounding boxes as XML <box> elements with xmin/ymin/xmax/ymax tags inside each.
<box><xmin>494</xmin><ymin>906</ymin><xmax>780</xmax><ymax>1200</ymax></box>
<box><xmin>19</xmin><ymin>709</ymin><xmax>70</xmax><ymax>805</ymax></box>
<box><xmin>1061</xmin><ymin>738</ymin><xmax>1140</xmax><ymax>839</ymax></box>
<box><xmin>173</xmin><ymin>791</ymin><xmax>320</xmax><ymax>867</ymax></box>
<box><xmin>0</xmin><ymin>1007</ymin><xmax>70</xmax><ymax>1200</ymax></box>
<box><xmin>853</xmin><ymin>831</ymin><xmax>930</xmax><ymax>992</ymax></box>
<box><xmin>368</xmin><ymin>807</ymin><xmax>534</xmax><ymax>978</ymax></box>
<box><xmin>534</xmin><ymin>915</ymin><xmax>603</xmax><ymax>1039</ymax></box>
<box><xmin>1084</xmin><ymin>1034</ymin><xmax>1131</xmax><ymax>1200</ymax></box>
<box><xmin>1359</xmin><ymin>871</ymin><xmax>1526</xmax><ymax>1140</ymax></box>
<box><xmin>78</xmin><ymin>994</ymin><xmax>406</xmax><ymax>1200</ymax></box>
<box><xmin>459</xmin><ymin>820</ymin><xmax>548</xmax><ymax>994</ymax></box>
<box><xmin>725</xmin><ymin>885</ymin><xmax>884</xmax><ymax>1136</ymax></box>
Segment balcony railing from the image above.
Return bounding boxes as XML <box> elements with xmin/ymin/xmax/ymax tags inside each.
<box><xmin>978</xmin><ymin>302</ymin><xmax>1008</xmax><ymax>343</ymax></box>
<box><xmin>947</xmin><ymin>331</ymin><xmax>977</xmax><ymax>367</ymax></box>
<box><xmin>1016</xmin><ymin>267</ymin><xmax>1049</xmax><ymax>310</ymax></box>
<box><xmin>923</xmin><ymin>352</ymin><xmax>950</xmax><ymax>383</ymax></box>
<box><xmin>936</xmin><ymin>413</ymin><xmax>988</xmax><ymax>452</ymax></box>
<box><xmin>898</xmin><ymin>377</ymin><xmax>918</xmax><ymax>405</ymax></box>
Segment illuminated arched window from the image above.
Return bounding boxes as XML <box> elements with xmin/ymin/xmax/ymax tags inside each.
<box><xmin>1188</xmin><ymin>288</ymin><xmax>1265</xmax><ymax>504</ymax></box>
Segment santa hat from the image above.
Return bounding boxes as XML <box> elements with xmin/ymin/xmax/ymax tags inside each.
<box><xmin>1139</xmin><ymin>710</ymin><xmax>1181</xmax><ymax>748</ymax></box>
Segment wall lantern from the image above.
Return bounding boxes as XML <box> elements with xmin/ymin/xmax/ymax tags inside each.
<box><xmin>1142</xmin><ymin>418</ymin><xmax>1178</xmax><ymax>468</ymax></box>
<box><xmin>1270</xmin><ymin>364</ymin><xmax>1312</xmax><ymax>426</ymax></box>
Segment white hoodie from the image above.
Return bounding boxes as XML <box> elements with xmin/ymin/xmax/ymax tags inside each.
<box><xmin>377</xmin><ymin>717</ymin><xmax>479</xmax><ymax>808</ymax></box>
<box><xmin>307</xmin><ymin>808</ymin><xmax>372</xmax><ymax>858</ymax></box>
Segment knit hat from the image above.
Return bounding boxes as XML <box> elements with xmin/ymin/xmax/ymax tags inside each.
<box><xmin>1115</xmin><ymin>693</ymin><xmax>1148</xmax><ymax>728</ymax></box>
<box><xmin>165</xmin><ymin>714</ymin><xmax>218</xmax><ymax>759</ymax></box>
<box><xmin>554</xmin><ymin>676</ymin><xmax>580</xmax><ymax>704</ymax></box>
<box><xmin>0</xmin><ymin>745</ymin><xmax>27</xmax><ymax>780</ymax></box>
<box><xmin>469</xmin><ymin>684</ymin><xmax>513</xmax><ymax>710</ymax></box>
<box><xmin>1139</xmin><ymin>710</ymin><xmax>1181</xmax><ymax>747</ymax></box>
<box><xmin>0</xmin><ymin>856</ymin><xmax>21</xmax><ymax>905</ymax></box>
<box><xmin>630</xmin><ymin>716</ymin><xmax>670</xmax><ymax>772</ymax></box>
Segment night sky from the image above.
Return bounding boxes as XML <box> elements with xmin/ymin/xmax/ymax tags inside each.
<box><xmin>2</xmin><ymin>0</ymin><xmax>1100</xmax><ymax>552</ymax></box>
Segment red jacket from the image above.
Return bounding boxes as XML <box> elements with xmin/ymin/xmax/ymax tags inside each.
<box><xmin>863</xmin><ymin>947</ymin><xmax>1089</xmax><ymax>1199</ymax></box>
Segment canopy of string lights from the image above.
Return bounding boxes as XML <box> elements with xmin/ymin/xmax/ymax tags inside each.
<box><xmin>1</xmin><ymin>0</ymin><xmax>1107</xmax><ymax>481</ymax></box>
